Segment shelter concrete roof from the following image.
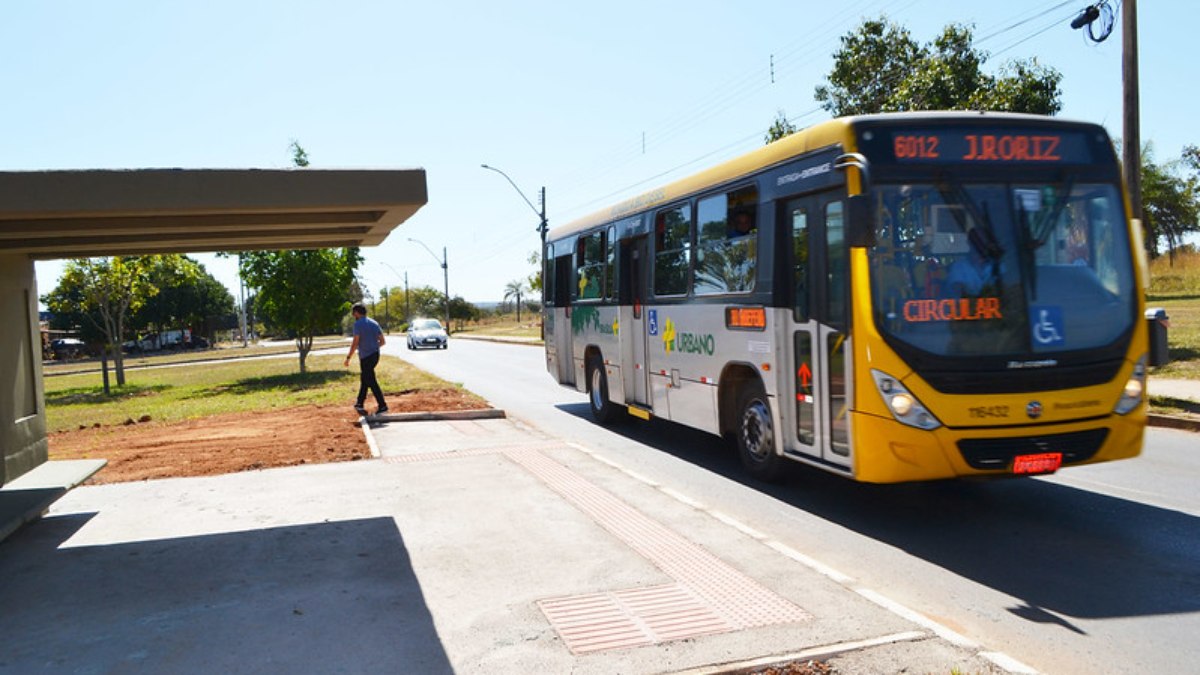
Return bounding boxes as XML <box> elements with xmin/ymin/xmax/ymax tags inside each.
<box><xmin>0</xmin><ymin>168</ymin><xmax>427</xmax><ymax>258</ymax></box>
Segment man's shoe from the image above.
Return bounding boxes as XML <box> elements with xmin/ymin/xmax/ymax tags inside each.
<box><xmin>354</xmin><ymin>404</ymin><xmax>367</xmax><ymax>416</ymax></box>
<box><xmin>376</xmin><ymin>406</ymin><xmax>389</xmax><ymax>415</ymax></box>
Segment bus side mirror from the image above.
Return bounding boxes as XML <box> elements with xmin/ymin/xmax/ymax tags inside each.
<box><xmin>846</xmin><ymin>194</ymin><xmax>875</xmax><ymax>248</ymax></box>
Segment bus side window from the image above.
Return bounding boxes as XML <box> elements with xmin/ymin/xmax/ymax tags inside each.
<box><xmin>793</xmin><ymin>207</ymin><xmax>809</xmax><ymax>321</ymax></box>
<box><xmin>575</xmin><ymin>231</ymin><xmax>605</xmax><ymax>301</ymax></box>
<box><xmin>695</xmin><ymin>185</ymin><xmax>758</xmax><ymax>295</ymax></box>
<box><xmin>605</xmin><ymin>226</ymin><xmax>617</xmax><ymax>300</ymax></box>
<box><xmin>654</xmin><ymin>205</ymin><xmax>691</xmax><ymax>296</ymax></box>
<box><xmin>543</xmin><ymin>244</ymin><xmax>555</xmax><ymax>306</ymax></box>
<box><xmin>826</xmin><ymin>201</ymin><xmax>846</xmax><ymax>328</ymax></box>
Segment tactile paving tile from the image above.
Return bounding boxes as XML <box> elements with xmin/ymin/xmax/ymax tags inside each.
<box><xmin>538</xmin><ymin>584</ymin><xmax>732</xmax><ymax>654</ymax></box>
<box><xmin>382</xmin><ymin>439</ymin><xmax>809</xmax><ymax>652</ymax></box>
<box><xmin>505</xmin><ymin>447</ymin><xmax>809</xmax><ymax>649</ymax></box>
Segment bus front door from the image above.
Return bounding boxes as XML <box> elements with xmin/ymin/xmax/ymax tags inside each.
<box><xmin>619</xmin><ymin>236</ymin><xmax>651</xmax><ymax>407</ymax></box>
<box><xmin>553</xmin><ymin>253</ymin><xmax>575</xmax><ymax>386</ymax></box>
<box><xmin>786</xmin><ymin>195</ymin><xmax>852</xmax><ymax>471</ymax></box>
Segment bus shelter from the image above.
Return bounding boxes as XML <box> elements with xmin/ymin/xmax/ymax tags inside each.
<box><xmin>0</xmin><ymin>168</ymin><xmax>428</xmax><ymax>488</ymax></box>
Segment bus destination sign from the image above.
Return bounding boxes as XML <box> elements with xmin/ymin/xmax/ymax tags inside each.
<box><xmin>882</xmin><ymin>128</ymin><xmax>1093</xmax><ymax>165</ymax></box>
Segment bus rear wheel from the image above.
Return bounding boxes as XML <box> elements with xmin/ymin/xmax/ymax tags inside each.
<box><xmin>587</xmin><ymin>356</ymin><xmax>617</xmax><ymax>425</ymax></box>
<box><xmin>735</xmin><ymin>385</ymin><xmax>786</xmax><ymax>482</ymax></box>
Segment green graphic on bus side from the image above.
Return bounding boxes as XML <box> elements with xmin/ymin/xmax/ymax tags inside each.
<box><xmin>571</xmin><ymin>305</ymin><xmax>600</xmax><ymax>334</ymax></box>
<box><xmin>662</xmin><ymin>317</ymin><xmax>715</xmax><ymax>355</ymax></box>
<box><xmin>571</xmin><ymin>306</ymin><xmax>619</xmax><ymax>336</ymax></box>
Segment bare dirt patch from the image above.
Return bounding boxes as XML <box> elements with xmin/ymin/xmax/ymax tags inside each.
<box><xmin>49</xmin><ymin>388</ymin><xmax>489</xmax><ymax>484</ymax></box>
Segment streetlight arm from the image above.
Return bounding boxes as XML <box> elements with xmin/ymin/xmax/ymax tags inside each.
<box><xmin>407</xmin><ymin>237</ymin><xmax>446</xmax><ymax>268</ymax></box>
<box><xmin>481</xmin><ymin>164</ymin><xmax>542</xmax><ymax>221</ymax></box>
<box><xmin>380</xmin><ymin>261</ymin><xmax>406</xmax><ymax>282</ymax></box>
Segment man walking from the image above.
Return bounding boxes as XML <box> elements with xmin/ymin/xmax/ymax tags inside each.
<box><xmin>344</xmin><ymin>303</ymin><xmax>388</xmax><ymax>416</ymax></box>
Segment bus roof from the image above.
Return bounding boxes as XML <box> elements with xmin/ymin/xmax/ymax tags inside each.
<box><xmin>547</xmin><ymin>111</ymin><xmax>1101</xmax><ymax>242</ymax></box>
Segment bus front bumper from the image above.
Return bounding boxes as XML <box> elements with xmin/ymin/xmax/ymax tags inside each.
<box><xmin>850</xmin><ymin>409</ymin><xmax>1146</xmax><ymax>483</ymax></box>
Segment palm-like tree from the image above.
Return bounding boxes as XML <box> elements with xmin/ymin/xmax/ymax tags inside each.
<box><xmin>503</xmin><ymin>279</ymin><xmax>527</xmax><ymax>323</ymax></box>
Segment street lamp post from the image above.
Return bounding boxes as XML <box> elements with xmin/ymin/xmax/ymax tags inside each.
<box><xmin>480</xmin><ymin>164</ymin><xmax>547</xmax><ymax>248</ymax></box>
<box><xmin>380</xmin><ymin>262</ymin><xmax>408</xmax><ymax>327</ymax></box>
<box><xmin>481</xmin><ymin>164</ymin><xmax>548</xmax><ymax>339</ymax></box>
<box><xmin>408</xmin><ymin>238</ymin><xmax>450</xmax><ymax>334</ymax></box>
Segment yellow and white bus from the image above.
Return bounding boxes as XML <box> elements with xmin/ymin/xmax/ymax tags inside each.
<box><xmin>543</xmin><ymin>112</ymin><xmax>1147</xmax><ymax>483</ymax></box>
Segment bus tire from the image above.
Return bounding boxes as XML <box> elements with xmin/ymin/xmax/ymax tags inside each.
<box><xmin>735</xmin><ymin>385</ymin><xmax>786</xmax><ymax>482</ymax></box>
<box><xmin>587</xmin><ymin>356</ymin><xmax>617</xmax><ymax>425</ymax></box>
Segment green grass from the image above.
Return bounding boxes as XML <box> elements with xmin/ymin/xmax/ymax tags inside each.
<box><xmin>43</xmin><ymin>336</ymin><xmax>349</xmax><ymax>377</ymax></box>
<box><xmin>1150</xmin><ymin>395</ymin><xmax>1200</xmax><ymax>419</ymax></box>
<box><xmin>43</xmin><ymin>353</ymin><xmax>463</xmax><ymax>433</ymax></box>
<box><xmin>453</xmin><ymin>312</ymin><xmax>544</xmax><ymax>340</ymax></box>
<box><xmin>1147</xmin><ymin>249</ymin><xmax>1200</xmax><ymax>379</ymax></box>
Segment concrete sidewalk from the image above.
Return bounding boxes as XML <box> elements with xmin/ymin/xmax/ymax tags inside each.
<box><xmin>1149</xmin><ymin>376</ymin><xmax>1200</xmax><ymax>403</ymax></box>
<box><xmin>0</xmin><ymin>416</ymin><xmax>1026</xmax><ymax>674</ymax></box>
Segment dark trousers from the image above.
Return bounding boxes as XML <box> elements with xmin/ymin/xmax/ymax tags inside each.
<box><xmin>356</xmin><ymin>352</ymin><xmax>385</xmax><ymax>408</ymax></box>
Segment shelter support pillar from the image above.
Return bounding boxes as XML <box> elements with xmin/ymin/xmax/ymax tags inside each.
<box><xmin>0</xmin><ymin>253</ymin><xmax>47</xmax><ymax>486</ymax></box>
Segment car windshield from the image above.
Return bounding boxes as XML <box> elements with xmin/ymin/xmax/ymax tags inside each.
<box><xmin>868</xmin><ymin>180</ymin><xmax>1135</xmax><ymax>358</ymax></box>
<box><xmin>413</xmin><ymin>320</ymin><xmax>443</xmax><ymax>331</ymax></box>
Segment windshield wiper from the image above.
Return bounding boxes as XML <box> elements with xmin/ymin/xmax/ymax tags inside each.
<box><xmin>1024</xmin><ymin>177</ymin><xmax>1075</xmax><ymax>249</ymax></box>
<box><xmin>934</xmin><ymin>172</ymin><xmax>1005</xmax><ymax>264</ymax></box>
<box><xmin>1016</xmin><ymin>176</ymin><xmax>1074</xmax><ymax>302</ymax></box>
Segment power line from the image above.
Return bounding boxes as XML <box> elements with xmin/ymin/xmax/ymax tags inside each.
<box><xmin>977</xmin><ymin>1</ymin><xmax>1074</xmax><ymax>44</ymax></box>
<box><xmin>991</xmin><ymin>9</ymin><xmax>1077</xmax><ymax>57</ymax></box>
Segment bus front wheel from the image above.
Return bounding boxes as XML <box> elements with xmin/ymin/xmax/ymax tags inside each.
<box><xmin>735</xmin><ymin>386</ymin><xmax>786</xmax><ymax>482</ymax></box>
<box><xmin>588</xmin><ymin>357</ymin><xmax>617</xmax><ymax>424</ymax></box>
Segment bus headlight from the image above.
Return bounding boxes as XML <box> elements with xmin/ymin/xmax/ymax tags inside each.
<box><xmin>1114</xmin><ymin>356</ymin><xmax>1147</xmax><ymax>415</ymax></box>
<box><xmin>871</xmin><ymin>369</ymin><xmax>941</xmax><ymax>430</ymax></box>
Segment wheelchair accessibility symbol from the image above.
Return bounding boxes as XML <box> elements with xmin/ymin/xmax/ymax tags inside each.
<box><xmin>1031</xmin><ymin>306</ymin><xmax>1065</xmax><ymax>346</ymax></box>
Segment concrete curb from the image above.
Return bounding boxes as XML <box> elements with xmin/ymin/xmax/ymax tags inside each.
<box><xmin>1147</xmin><ymin>413</ymin><xmax>1200</xmax><ymax>433</ymax></box>
<box><xmin>449</xmin><ymin>334</ymin><xmax>543</xmax><ymax>347</ymax></box>
<box><xmin>367</xmin><ymin>408</ymin><xmax>507</xmax><ymax>423</ymax></box>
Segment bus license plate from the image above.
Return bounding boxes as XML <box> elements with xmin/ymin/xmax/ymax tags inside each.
<box><xmin>1012</xmin><ymin>452</ymin><xmax>1063</xmax><ymax>475</ymax></box>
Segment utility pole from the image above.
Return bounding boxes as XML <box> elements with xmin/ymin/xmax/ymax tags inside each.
<box><xmin>441</xmin><ymin>246</ymin><xmax>450</xmax><ymax>334</ymax></box>
<box><xmin>408</xmin><ymin>238</ymin><xmax>451</xmax><ymax>334</ymax></box>
<box><xmin>1122</xmin><ymin>0</ymin><xmax>1141</xmax><ymax>221</ymax></box>
<box><xmin>405</xmin><ymin>271</ymin><xmax>410</xmax><ymax>325</ymax></box>
<box><xmin>383</xmin><ymin>286</ymin><xmax>389</xmax><ymax>334</ymax></box>
<box><xmin>238</xmin><ymin>253</ymin><xmax>248</xmax><ymax>348</ymax></box>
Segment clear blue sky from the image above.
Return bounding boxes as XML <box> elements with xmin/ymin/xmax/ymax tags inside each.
<box><xmin>4</xmin><ymin>0</ymin><xmax>1192</xmax><ymax>305</ymax></box>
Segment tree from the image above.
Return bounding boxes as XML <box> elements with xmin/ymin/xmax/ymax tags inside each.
<box><xmin>765</xmin><ymin>110</ymin><xmax>798</xmax><ymax>144</ymax></box>
<box><xmin>503</xmin><ymin>279</ymin><xmax>528</xmax><ymax>323</ymax></box>
<box><xmin>238</xmin><ymin>248</ymin><xmax>362</xmax><ymax>373</ymax></box>
<box><xmin>43</xmin><ymin>255</ymin><xmax>188</xmax><ymax>387</ymax></box>
<box><xmin>405</xmin><ymin>286</ymin><xmax>446</xmax><ymax>321</ymax></box>
<box><xmin>1141</xmin><ymin>145</ymin><xmax>1200</xmax><ymax>260</ymax></box>
<box><xmin>814</xmin><ymin>18</ymin><xmax>1062</xmax><ymax>117</ymax></box>
<box><xmin>526</xmin><ymin>251</ymin><xmax>543</xmax><ymax>293</ymax></box>
<box><xmin>131</xmin><ymin>256</ymin><xmax>229</xmax><ymax>340</ymax></box>
<box><xmin>289</xmin><ymin>140</ymin><xmax>310</xmax><ymax>167</ymax></box>
<box><xmin>448</xmin><ymin>296</ymin><xmax>481</xmax><ymax>331</ymax></box>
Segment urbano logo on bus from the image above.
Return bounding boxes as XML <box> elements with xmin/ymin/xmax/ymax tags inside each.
<box><xmin>662</xmin><ymin>317</ymin><xmax>716</xmax><ymax>355</ymax></box>
<box><xmin>904</xmin><ymin>297</ymin><xmax>1003</xmax><ymax>322</ymax></box>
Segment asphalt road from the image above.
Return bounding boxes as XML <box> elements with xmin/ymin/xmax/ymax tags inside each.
<box><xmin>389</xmin><ymin>337</ymin><xmax>1200</xmax><ymax>675</ymax></box>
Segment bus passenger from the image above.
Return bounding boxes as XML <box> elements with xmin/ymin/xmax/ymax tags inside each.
<box><xmin>730</xmin><ymin>210</ymin><xmax>755</xmax><ymax>237</ymax></box>
<box><xmin>946</xmin><ymin>229</ymin><xmax>1001</xmax><ymax>296</ymax></box>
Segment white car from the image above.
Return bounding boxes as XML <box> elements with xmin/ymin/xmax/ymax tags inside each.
<box><xmin>406</xmin><ymin>319</ymin><xmax>448</xmax><ymax>350</ymax></box>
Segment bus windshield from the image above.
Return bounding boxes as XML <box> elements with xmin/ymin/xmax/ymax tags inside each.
<box><xmin>868</xmin><ymin>180</ymin><xmax>1135</xmax><ymax>358</ymax></box>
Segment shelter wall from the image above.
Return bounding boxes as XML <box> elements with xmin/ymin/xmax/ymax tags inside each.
<box><xmin>0</xmin><ymin>253</ymin><xmax>47</xmax><ymax>485</ymax></box>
